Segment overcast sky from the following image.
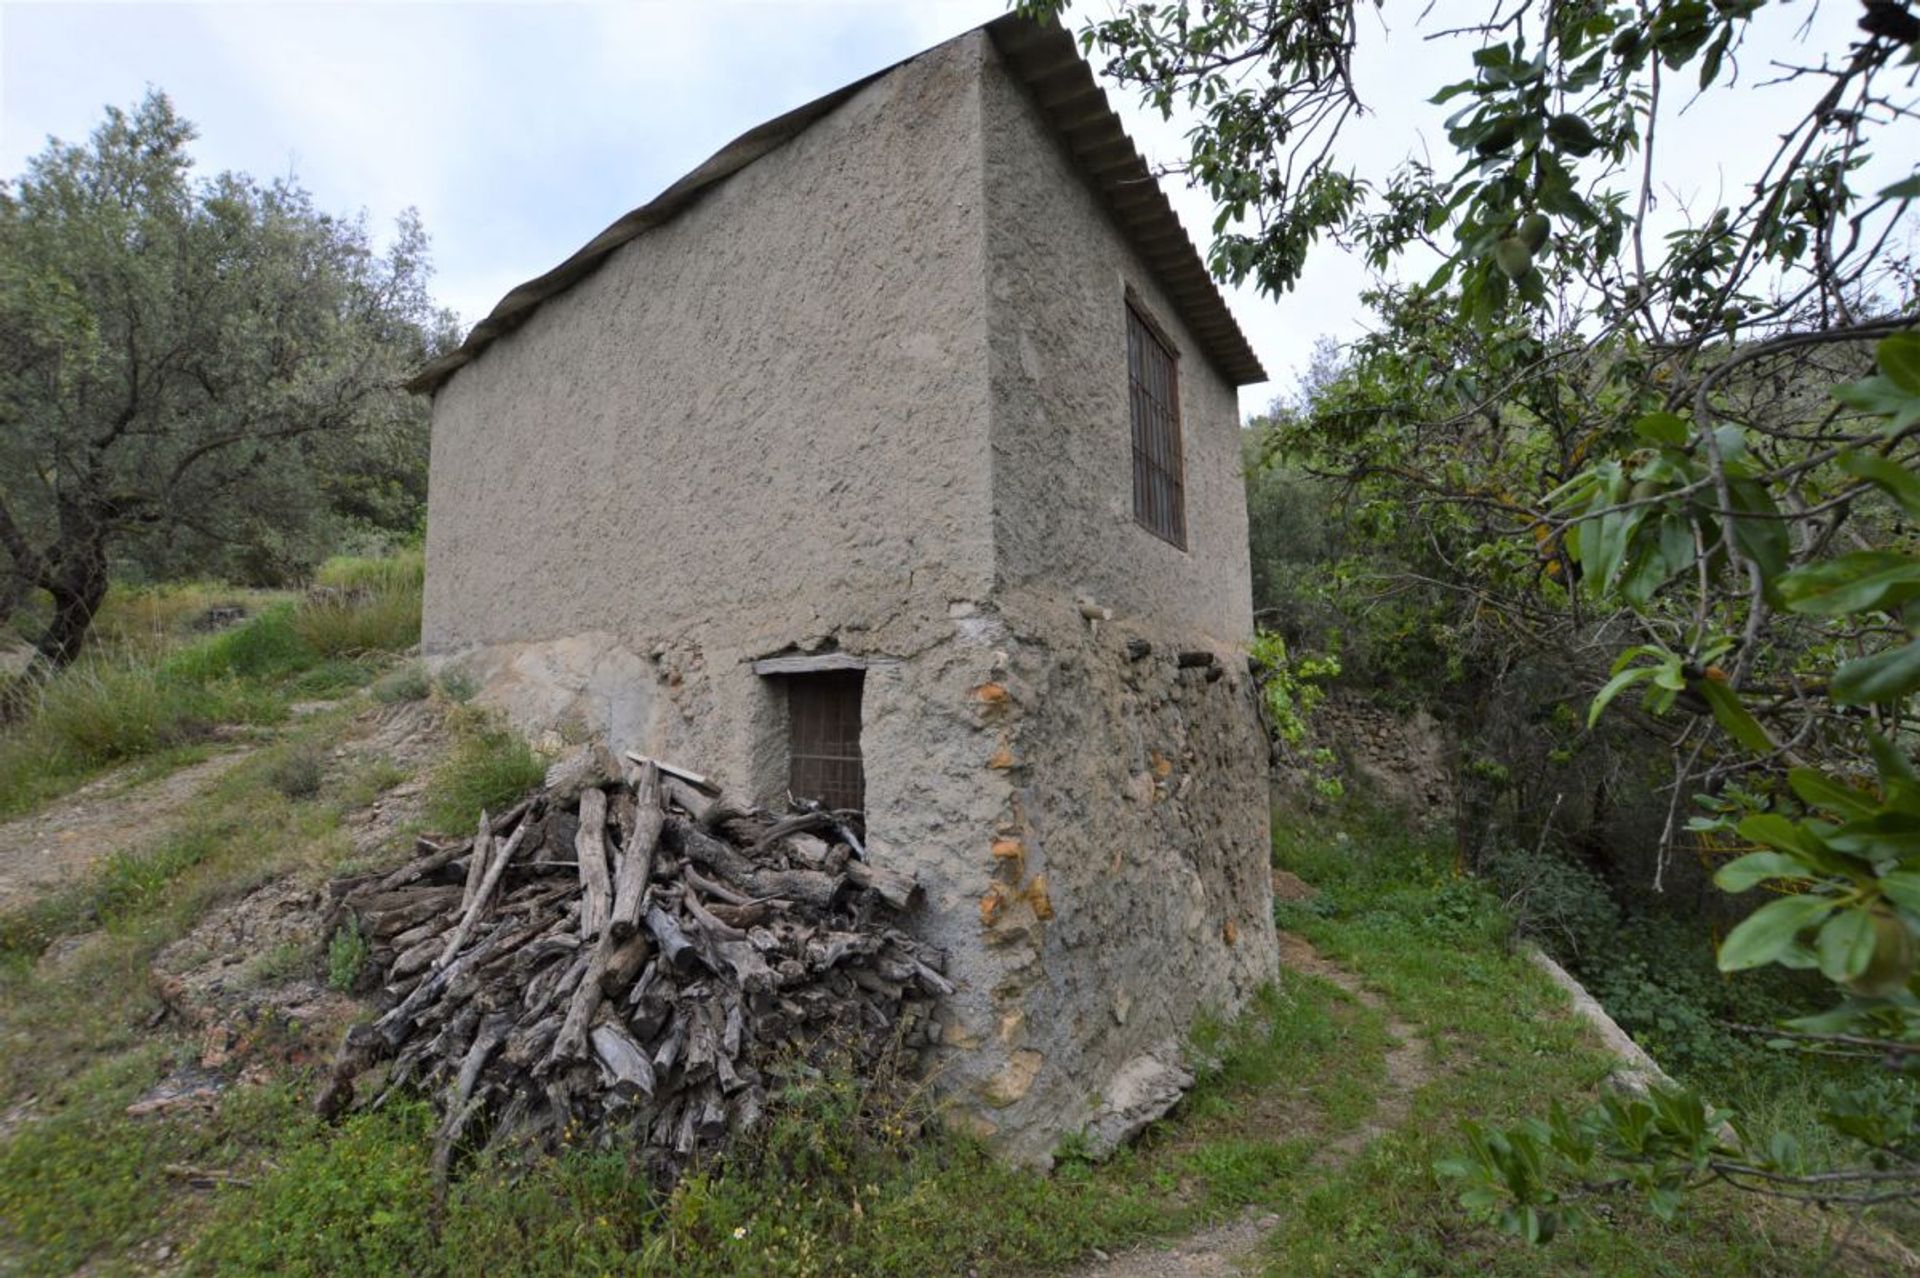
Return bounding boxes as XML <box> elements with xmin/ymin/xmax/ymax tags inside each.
<box><xmin>1</xmin><ymin>1</ymin><xmax>1882</xmax><ymax>415</ymax></box>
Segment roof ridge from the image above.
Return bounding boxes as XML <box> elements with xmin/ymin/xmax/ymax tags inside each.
<box><xmin>407</xmin><ymin>15</ymin><xmax>1264</xmax><ymax>396</ymax></box>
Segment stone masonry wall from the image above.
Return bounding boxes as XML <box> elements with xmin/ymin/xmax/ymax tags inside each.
<box><xmin>927</xmin><ymin>593</ymin><xmax>1276</xmax><ymax>1164</ymax></box>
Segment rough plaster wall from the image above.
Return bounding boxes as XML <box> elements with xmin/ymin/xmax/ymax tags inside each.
<box><xmin>419</xmin><ymin>30</ymin><xmax>1276</xmax><ymax>1167</ymax></box>
<box><xmin>422</xmin><ymin>31</ymin><xmax>998</xmax><ymax>771</ymax></box>
<box><xmin>978</xmin><ymin>42</ymin><xmax>1255</xmax><ymax>648</ymax></box>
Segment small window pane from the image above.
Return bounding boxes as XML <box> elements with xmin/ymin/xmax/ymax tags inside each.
<box><xmin>1128</xmin><ymin>304</ymin><xmax>1185</xmax><ymax>547</ymax></box>
<box><xmin>787</xmin><ymin>671</ymin><xmax>864</xmax><ymax>811</ymax></box>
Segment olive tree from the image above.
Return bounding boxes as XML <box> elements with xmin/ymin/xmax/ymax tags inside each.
<box><xmin>0</xmin><ymin>90</ymin><xmax>451</xmax><ymax>664</ymax></box>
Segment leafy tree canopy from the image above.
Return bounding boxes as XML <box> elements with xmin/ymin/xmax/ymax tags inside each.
<box><xmin>1023</xmin><ymin>0</ymin><xmax>1919</xmax><ymax>1239</ymax></box>
<box><xmin>0</xmin><ymin>90</ymin><xmax>453</xmax><ymax>664</ymax></box>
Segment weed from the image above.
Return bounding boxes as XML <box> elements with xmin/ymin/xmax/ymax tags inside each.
<box><xmin>327</xmin><ymin>918</ymin><xmax>370</xmax><ymax>993</ymax></box>
<box><xmin>436</xmin><ymin>666</ymin><xmax>479</xmax><ymax>704</ymax></box>
<box><xmin>313</xmin><ymin>546</ymin><xmax>425</xmax><ymax>595</ymax></box>
<box><xmin>263</xmin><ymin>741</ymin><xmax>328</xmax><ymax>800</ymax></box>
<box><xmin>371</xmin><ymin>662</ymin><xmax>432</xmax><ymax>704</ymax></box>
<box><xmin>241</xmin><ymin>939</ymin><xmax>314</xmax><ymax>988</ymax></box>
<box><xmin>292</xmin><ymin>588</ymin><xmax>421</xmax><ymax>658</ymax></box>
<box><xmin>284</xmin><ymin>658</ymin><xmax>376</xmax><ymax>698</ymax></box>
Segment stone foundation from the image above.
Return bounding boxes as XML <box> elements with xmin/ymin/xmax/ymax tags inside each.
<box><xmin>432</xmin><ymin>594</ymin><xmax>1275</xmax><ymax>1165</ymax></box>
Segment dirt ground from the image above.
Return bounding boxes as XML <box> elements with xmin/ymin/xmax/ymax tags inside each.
<box><xmin>0</xmin><ymin>749</ymin><xmax>259</xmax><ymax>914</ymax></box>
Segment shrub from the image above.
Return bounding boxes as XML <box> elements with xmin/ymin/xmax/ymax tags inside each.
<box><xmin>327</xmin><ymin>918</ymin><xmax>370</xmax><ymax>992</ymax></box>
<box><xmin>1476</xmin><ymin>845</ymin><xmax>1621</xmax><ymax>962</ymax></box>
<box><xmin>371</xmin><ymin>662</ymin><xmax>432</xmax><ymax>704</ymax></box>
<box><xmin>263</xmin><ymin>742</ymin><xmax>328</xmax><ymax>800</ymax></box>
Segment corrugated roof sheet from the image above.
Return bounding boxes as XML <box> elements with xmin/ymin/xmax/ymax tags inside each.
<box><xmin>407</xmin><ymin>14</ymin><xmax>1265</xmax><ymax>396</ymax></box>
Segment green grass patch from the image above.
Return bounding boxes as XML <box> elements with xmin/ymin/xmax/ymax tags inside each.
<box><xmin>0</xmin><ymin>712</ymin><xmax>374</xmax><ymax>1091</ymax></box>
<box><xmin>0</xmin><ymin>775</ymin><xmax>1867</xmax><ymax>1274</ymax></box>
<box><xmin>422</xmin><ymin>706</ymin><xmax>548</xmax><ymax>833</ymax></box>
<box><xmin>0</xmin><ymin>554</ymin><xmax>422</xmax><ymax>819</ymax></box>
<box><xmin>1256</xmin><ymin>802</ymin><xmax>1864</xmax><ymax>1275</ymax></box>
<box><xmin>312</xmin><ymin>547</ymin><xmax>424</xmax><ymax>596</ymax></box>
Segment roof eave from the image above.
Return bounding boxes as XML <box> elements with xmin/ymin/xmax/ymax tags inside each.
<box><xmin>408</xmin><ymin>15</ymin><xmax>1265</xmax><ymax>397</ymax></box>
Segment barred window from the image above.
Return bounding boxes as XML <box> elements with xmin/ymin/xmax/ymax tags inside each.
<box><xmin>1127</xmin><ymin>302</ymin><xmax>1186</xmax><ymax>548</ymax></box>
<box><xmin>786</xmin><ymin>670</ymin><xmax>865</xmax><ymax>812</ymax></box>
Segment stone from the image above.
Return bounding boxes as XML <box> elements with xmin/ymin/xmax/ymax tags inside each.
<box><xmin>983</xmin><ymin>1049</ymin><xmax>1044</xmax><ymax>1107</ymax></box>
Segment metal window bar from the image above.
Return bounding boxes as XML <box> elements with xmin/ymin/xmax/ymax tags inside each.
<box><xmin>1127</xmin><ymin>304</ymin><xmax>1185</xmax><ymax>547</ymax></box>
<box><xmin>786</xmin><ymin>670</ymin><xmax>865</xmax><ymax>812</ymax></box>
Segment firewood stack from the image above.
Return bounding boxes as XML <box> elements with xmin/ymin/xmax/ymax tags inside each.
<box><xmin>315</xmin><ymin>747</ymin><xmax>948</xmax><ymax>1181</ymax></box>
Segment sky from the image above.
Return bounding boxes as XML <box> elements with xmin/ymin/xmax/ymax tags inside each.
<box><xmin>0</xmin><ymin>0</ymin><xmax>1886</xmax><ymax>416</ymax></box>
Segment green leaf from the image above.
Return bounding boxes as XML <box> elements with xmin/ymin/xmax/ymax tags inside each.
<box><xmin>1835</xmin><ymin>374</ymin><xmax>1920</xmax><ymax>433</ymax></box>
<box><xmin>1883</xmin><ymin>173</ymin><xmax>1920</xmax><ymax>201</ymax></box>
<box><xmin>1877</xmin><ymin>333</ymin><xmax>1920</xmax><ymax>396</ymax></box>
<box><xmin>1633</xmin><ymin>411</ymin><xmax>1688</xmax><ymax>446</ymax></box>
<box><xmin>1832</xmin><ymin>638</ymin><xmax>1920</xmax><ymax>706</ymax></box>
<box><xmin>1697</xmin><ymin>678</ymin><xmax>1773</xmax><ymax>754</ymax></box>
<box><xmin>1869</xmin><ymin>730</ymin><xmax>1918</xmax><ymax>786</ymax></box>
<box><xmin>1725</xmin><ymin>479</ymin><xmax>1788</xmax><ymax>581</ymax></box>
<box><xmin>1839</xmin><ymin>451</ymin><xmax>1920</xmax><ymax>522</ymax></box>
<box><xmin>1776</xmin><ymin>551</ymin><xmax>1920</xmax><ymax>617</ymax></box>
<box><xmin>1718</xmin><ymin>893</ymin><xmax>1836</xmax><ymax>972</ymax></box>
<box><xmin>1737</xmin><ymin>813</ymin><xmax>1811</xmax><ymax>855</ymax></box>
<box><xmin>1816</xmin><ymin>907</ymin><xmax>1875</xmax><ymax>982</ymax></box>
<box><xmin>1824</xmin><ymin>811</ymin><xmax>1920</xmax><ymax>861</ymax></box>
<box><xmin>1788</xmin><ymin>768</ymin><xmax>1876</xmax><ymax>819</ymax></box>
<box><xmin>1880</xmin><ymin>870</ymin><xmax>1920</xmax><ymax>915</ymax></box>
<box><xmin>1589</xmin><ymin>664</ymin><xmax>1654</xmax><ymax>727</ymax></box>
<box><xmin>1713</xmin><ymin>850</ymin><xmax>1814</xmax><ymax>892</ymax></box>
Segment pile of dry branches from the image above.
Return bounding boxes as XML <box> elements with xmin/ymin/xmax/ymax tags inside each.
<box><xmin>315</xmin><ymin>748</ymin><xmax>948</xmax><ymax>1180</ymax></box>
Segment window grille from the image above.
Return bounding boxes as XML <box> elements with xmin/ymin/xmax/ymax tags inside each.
<box><xmin>786</xmin><ymin>671</ymin><xmax>865</xmax><ymax>812</ymax></box>
<box><xmin>1127</xmin><ymin>302</ymin><xmax>1186</xmax><ymax>548</ymax></box>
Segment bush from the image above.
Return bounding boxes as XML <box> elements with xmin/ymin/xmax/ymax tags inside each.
<box><xmin>371</xmin><ymin>662</ymin><xmax>432</xmax><ymax>704</ymax></box>
<box><xmin>1476</xmin><ymin>845</ymin><xmax>1621</xmax><ymax>962</ymax></box>
<box><xmin>263</xmin><ymin>742</ymin><xmax>328</xmax><ymax>800</ymax></box>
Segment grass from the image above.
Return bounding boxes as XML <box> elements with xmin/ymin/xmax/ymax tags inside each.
<box><xmin>0</xmin><ymin>553</ymin><xmax>423</xmax><ymax>819</ymax></box>
<box><xmin>422</xmin><ymin>704</ymin><xmax>549</xmax><ymax>833</ymax></box>
<box><xmin>0</xmin><ymin>731</ymin><xmax>1885</xmax><ymax>1276</ymax></box>
<box><xmin>1256</xmin><ymin>802</ymin><xmax>1890</xmax><ymax>1275</ymax></box>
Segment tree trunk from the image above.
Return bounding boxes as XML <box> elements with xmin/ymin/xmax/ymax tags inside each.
<box><xmin>36</xmin><ymin>551</ymin><xmax>109</xmax><ymax>668</ymax></box>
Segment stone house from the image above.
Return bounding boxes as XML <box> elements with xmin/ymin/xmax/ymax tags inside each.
<box><xmin>411</xmin><ymin>14</ymin><xmax>1277</xmax><ymax>1164</ymax></box>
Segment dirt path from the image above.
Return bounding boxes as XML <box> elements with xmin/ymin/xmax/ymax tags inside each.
<box><xmin>1056</xmin><ymin>932</ymin><xmax>1430</xmax><ymax>1278</ymax></box>
<box><xmin>0</xmin><ymin>749</ymin><xmax>257</xmax><ymax>913</ymax></box>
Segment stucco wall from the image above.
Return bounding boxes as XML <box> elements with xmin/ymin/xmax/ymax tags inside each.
<box><xmin>979</xmin><ymin>42</ymin><xmax>1255</xmax><ymax>647</ymax></box>
<box><xmin>421</xmin><ymin>28</ymin><xmax>1276</xmax><ymax>1167</ymax></box>
<box><xmin>422</xmin><ymin>31</ymin><xmax>997</xmax><ymax>774</ymax></box>
<box><xmin>926</xmin><ymin>44</ymin><xmax>1277</xmax><ymax>1162</ymax></box>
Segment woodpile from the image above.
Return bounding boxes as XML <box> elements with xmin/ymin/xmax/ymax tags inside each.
<box><xmin>315</xmin><ymin>747</ymin><xmax>948</xmax><ymax>1182</ymax></box>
